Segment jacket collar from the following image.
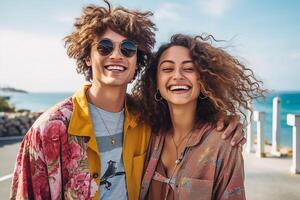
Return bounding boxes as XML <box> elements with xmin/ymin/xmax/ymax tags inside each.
<box><xmin>124</xmin><ymin>97</ymin><xmax>138</xmax><ymax>129</ymax></box>
<box><xmin>68</xmin><ymin>83</ymin><xmax>138</xmax><ymax>137</ymax></box>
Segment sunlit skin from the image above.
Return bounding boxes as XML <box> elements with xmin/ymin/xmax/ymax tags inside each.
<box><xmin>157</xmin><ymin>45</ymin><xmax>201</xmax><ymax>107</ymax></box>
<box><xmin>85</xmin><ymin>28</ymin><xmax>137</xmax><ymax>112</ymax></box>
<box><xmin>157</xmin><ymin>46</ymin><xmax>203</xmax><ymax>176</ymax></box>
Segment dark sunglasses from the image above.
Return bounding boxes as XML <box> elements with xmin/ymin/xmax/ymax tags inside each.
<box><xmin>97</xmin><ymin>38</ymin><xmax>138</xmax><ymax>57</ymax></box>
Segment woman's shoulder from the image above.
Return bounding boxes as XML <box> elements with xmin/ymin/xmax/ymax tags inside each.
<box><xmin>203</xmin><ymin>126</ymin><xmax>239</xmax><ymax>153</ymax></box>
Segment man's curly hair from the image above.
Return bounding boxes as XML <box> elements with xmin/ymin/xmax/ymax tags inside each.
<box><xmin>64</xmin><ymin>1</ymin><xmax>156</xmax><ymax>81</ymax></box>
<box><xmin>133</xmin><ymin>34</ymin><xmax>266</xmax><ymax>134</ymax></box>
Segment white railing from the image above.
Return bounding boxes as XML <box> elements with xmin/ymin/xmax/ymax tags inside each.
<box><xmin>246</xmin><ymin>109</ymin><xmax>254</xmax><ymax>153</ymax></box>
<box><xmin>272</xmin><ymin>97</ymin><xmax>281</xmax><ymax>155</ymax></box>
<box><xmin>253</xmin><ymin>111</ymin><xmax>265</xmax><ymax>157</ymax></box>
<box><xmin>287</xmin><ymin>114</ymin><xmax>300</xmax><ymax>174</ymax></box>
<box><xmin>246</xmin><ymin>97</ymin><xmax>299</xmax><ymax>174</ymax></box>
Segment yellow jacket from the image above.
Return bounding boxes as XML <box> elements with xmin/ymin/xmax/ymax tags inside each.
<box><xmin>68</xmin><ymin>84</ymin><xmax>151</xmax><ymax>199</ymax></box>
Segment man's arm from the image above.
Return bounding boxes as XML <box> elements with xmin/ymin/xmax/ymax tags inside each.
<box><xmin>10</xmin><ymin>128</ymin><xmax>51</xmax><ymax>200</ymax></box>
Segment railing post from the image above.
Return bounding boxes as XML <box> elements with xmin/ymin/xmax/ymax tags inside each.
<box><xmin>287</xmin><ymin>114</ymin><xmax>300</xmax><ymax>174</ymax></box>
<box><xmin>254</xmin><ymin>111</ymin><xmax>265</xmax><ymax>157</ymax></box>
<box><xmin>272</xmin><ymin>97</ymin><xmax>281</xmax><ymax>155</ymax></box>
<box><xmin>246</xmin><ymin>109</ymin><xmax>254</xmax><ymax>153</ymax></box>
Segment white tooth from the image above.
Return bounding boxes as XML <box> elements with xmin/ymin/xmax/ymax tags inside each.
<box><xmin>107</xmin><ymin>65</ymin><xmax>125</xmax><ymax>71</ymax></box>
<box><xmin>170</xmin><ymin>85</ymin><xmax>189</xmax><ymax>91</ymax></box>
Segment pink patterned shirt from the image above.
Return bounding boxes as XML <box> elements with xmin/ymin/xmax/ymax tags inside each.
<box><xmin>140</xmin><ymin>123</ymin><xmax>246</xmax><ymax>200</ymax></box>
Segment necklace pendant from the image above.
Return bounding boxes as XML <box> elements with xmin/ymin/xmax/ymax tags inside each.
<box><xmin>111</xmin><ymin>138</ymin><xmax>116</xmax><ymax>145</ymax></box>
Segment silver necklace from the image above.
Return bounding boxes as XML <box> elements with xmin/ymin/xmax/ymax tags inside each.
<box><xmin>163</xmin><ymin>129</ymin><xmax>194</xmax><ymax>200</ymax></box>
<box><xmin>170</xmin><ymin>130</ymin><xmax>193</xmax><ymax>164</ymax></box>
<box><xmin>97</xmin><ymin>108</ymin><xmax>123</xmax><ymax>145</ymax></box>
<box><xmin>85</xmin><ymin>91</ymin><xmax>123</xmax><ymax>145</ymax></box>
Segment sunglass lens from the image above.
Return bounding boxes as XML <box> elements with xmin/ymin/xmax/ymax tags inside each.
<box><xmin>97</xmin><ymin>39</ymin><xmax>113</xmax><ymax>56</ymax></box>
<box><xmin>121</xmin><ymin>40</ymin><xmax>137</xmax><ymax>57</ymax></box>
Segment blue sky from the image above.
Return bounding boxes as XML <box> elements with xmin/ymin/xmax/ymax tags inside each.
<box><xmin>0</xmin><ymin>0</ymin><xmax>299</xmax><ymax>92</ymax></box>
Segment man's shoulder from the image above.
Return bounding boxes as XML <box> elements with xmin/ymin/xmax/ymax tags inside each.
<box><xmin>125</xmin><ymin>94</ymin><xmax>140</xmax><ymax>113</ymax></box>
<box><xmin>32</xmin><ymin>96</ymin><xmax>74</xmax><ymax>131</ymax></box>
<box><xmin>21</xmin><ymin>97</ymin><xmax>74</xmax><ymax>151</ymax></box>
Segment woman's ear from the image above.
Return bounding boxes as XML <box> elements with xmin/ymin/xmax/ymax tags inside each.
<box><xmin>85</xmin><ymin>57</ymin><xmax>92</xmax><ymax>66</ymax></box>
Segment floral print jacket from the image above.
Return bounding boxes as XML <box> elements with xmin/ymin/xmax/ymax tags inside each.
<box><xmin>10</xmin><ymin>97</ymin><xmax>99</xmax><ymax>200</ymax></box>
<box><xmin>10</xmin><ymin>84</ymin><xmax>151</xmax><ymax>200</ymax></box>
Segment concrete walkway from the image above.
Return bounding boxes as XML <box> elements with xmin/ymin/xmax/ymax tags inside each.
<box><xmin>0</xmin><ymin>139</ymin><xmax>21</xmax><ymax>199</ymax></box>
<box><xmin>244</xmin><ymin>152</ymin><xmax>300</xmax><ymax>200</ymax></box>
<box><xmin>1</xmin><ymin>139</ymin><xmax>300</xmax><ymax>199</ymax></box>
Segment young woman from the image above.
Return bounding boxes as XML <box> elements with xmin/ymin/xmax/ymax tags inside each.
<box><xmin>134</xmin><ymin>34</ymin><xmax>264</xmax><ymax>199</ymax></box>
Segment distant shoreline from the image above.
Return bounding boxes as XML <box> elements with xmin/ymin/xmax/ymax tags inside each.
<box><xmin>0</xmin><ymin>87</ymin><xmax>28</xmax><ymax>94</ymax></box>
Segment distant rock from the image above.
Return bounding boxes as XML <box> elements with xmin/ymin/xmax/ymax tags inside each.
<box><xmin>0</xmin><ymin>111</ymin><xmax>41</xmax><ymax>137</ymax></box>
<box><xmin>0</xmin><ymin>87</ymin><xmax>28</xmax><ymax>93</ymax></box>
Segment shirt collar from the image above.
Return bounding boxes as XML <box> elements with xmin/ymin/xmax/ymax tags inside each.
<box><xmin>186</xmin><ymin>123</ymin><xmax>214</xmax><ymax>147</ymax></box>
<box><xmin>68</xmin><ymin>83</ymin><xmax>138</xmax><ymax>137</ymax></box>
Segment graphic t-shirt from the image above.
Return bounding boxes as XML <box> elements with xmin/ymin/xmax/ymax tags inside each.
<box><xmin>89</xmin><ymin>103</ymin><xmax>127</xmax><ymax>200</ymax></box>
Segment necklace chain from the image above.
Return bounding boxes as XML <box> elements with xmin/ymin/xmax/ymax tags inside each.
<box><xmin>171</xmin><ymin>130</ymin><xmax>193</xmax><ymax>160</ymax></box>
<box><xmin>86</xmin><ymin>90</ymin><xmax>123</xmax><ymax>145</ymax></box>
<box><xmin>97</xmin><ymin>107</ymin><xmax>123</xmax><ymax>145</ymax></box>
<box><xmin>164</xmin><ymin>129</ymin><xmax>194</xmax><ymax>200</ymax></box>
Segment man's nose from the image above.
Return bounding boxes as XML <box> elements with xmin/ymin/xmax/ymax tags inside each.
<box><xmin>109</xmin><ymin>45</ymin><xmax>123</xmax><ymax>59</ymax></box>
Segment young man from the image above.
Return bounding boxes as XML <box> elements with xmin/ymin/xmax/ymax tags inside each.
<box><xmin>10</xmin><ymin>2</ymin><xmax>245</xmax><ymax>200</ymax></box>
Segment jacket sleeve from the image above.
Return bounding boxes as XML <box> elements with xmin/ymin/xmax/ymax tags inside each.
<box><xmin>10</xmin><ymin>127</ymin><xmax>51</xmax><ymax>200</ymax></box>
<box><xmin>214</xmin><ymin>144</ymin><xmax>246</xmax><ymax>200</ymax></box>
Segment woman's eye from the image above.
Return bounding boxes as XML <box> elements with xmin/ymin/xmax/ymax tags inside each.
<box><xmin>162</xmin><ymin>68</ymin><xmax>173</xmax><ymax>72</ymax></box>
<box><xmin>184</xmin><ymin>68</ymin><xmax>194</xmax><ymax>72</ymax></box>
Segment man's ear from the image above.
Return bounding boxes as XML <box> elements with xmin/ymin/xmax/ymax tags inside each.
<box><xmin>85</xmin><ymin>57</ymin><xmax>92</xmax><ymax>66</ymax></box>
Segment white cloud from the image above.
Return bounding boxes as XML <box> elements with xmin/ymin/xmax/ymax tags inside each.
<box><xmin>53</xmin><ymin>13</ymin><xmax>75</xmax><ymax>24</ymax></box>
<box><xmin>289</xmin><ymin>52</ymin><xmax>300</xmax><ymax>61</ymax></box>
<box><xmin>238</xmin><ymin>46</ymin><xmax>300</xmax><ymax>91</ymax></box>
<box><xmin>0</xmin><ymin>29</ymin><xmax>85</xmax><ymax>92</ymax></box>
<box><xmin>196</xmin><ymin>0</ymin><xmax>235</xmax><ymax>17</ymax></box>
<box><xmin>153</xmin><ymin>2</ymin><xmax>193</xmax><ymax>45</ymax></box>
<box><xmin>154</xmin><ymin>2</ymin><xmax>182</xmax><ymax>21</ymax></box>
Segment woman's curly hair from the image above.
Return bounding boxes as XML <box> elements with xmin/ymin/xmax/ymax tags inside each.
<box><xmin>133</xmin><ymin>34</ymin><xmax>266</xmax><ymax>134</ymax></box>
<box><xmin>64</xmin><ymin>0</ymin><xmax>156</xmax><ymax>81</ymax></box>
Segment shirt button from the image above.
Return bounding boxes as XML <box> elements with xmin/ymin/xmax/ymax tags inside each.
<box><xmin>92</xmin><ymin>172</ymin><xmax>99</xmax><ymax>179</ymax></box>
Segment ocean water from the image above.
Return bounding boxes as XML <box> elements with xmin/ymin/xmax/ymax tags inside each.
<box><xmin>1</xmin><ymin>91</ymin><xmax>300</xmax><ymax>147</ymax></box>
<box><xmin>1</xmin><ymin>92</ymin><xmax>72</xmax><ymax>113</ymax></box>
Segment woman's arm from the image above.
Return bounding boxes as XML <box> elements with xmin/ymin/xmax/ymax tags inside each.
<box><xmin>214</xmin><ymin>144</ymin><xmax>246</xmax><ymax>200</ymax></box>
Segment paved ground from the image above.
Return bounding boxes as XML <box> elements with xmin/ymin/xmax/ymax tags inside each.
<box><xmin>0</xmin><ymin>139</ymin><xmax>21</xmax><ymax>199</ymax></box>
<box><xmin>1</xmin><ymin>139</ymin><xmax>300</xmax><ymax>199</ymax></box>
<box><xmin>244</xmin><ymin>152</ymin><xmax>300</xmax><ymax>200</ymax></box>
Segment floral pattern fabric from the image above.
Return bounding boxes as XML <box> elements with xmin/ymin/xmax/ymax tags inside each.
<box><xmin>10</xmin><ymin>98</ymin><xmax>98</xmax><ymax>200</ymax></box>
